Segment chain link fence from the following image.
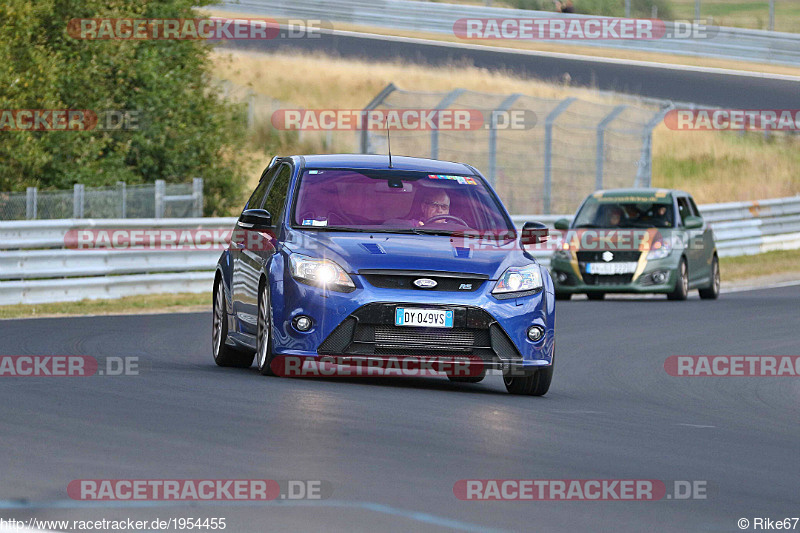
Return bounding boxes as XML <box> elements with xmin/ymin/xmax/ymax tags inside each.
<box><xmin>0</xmin><ymin>179</ymin><xmax>203</xmax><ymax>220</ymax></box>
<box><xmin>360</xmin><ymin>84</ymin><xmax>670</xmax><ymax>215</ymax></box>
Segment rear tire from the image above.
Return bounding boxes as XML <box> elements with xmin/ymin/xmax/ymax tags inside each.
<box><xmin>698</xmin><ymin>255</ymin><xmax>720</xmax><ymax>300</ymax></box>
<box><xmin>586</xmin><ymin>292</ymin><xmax>605</xmax><ymax>301</ymax></box>
<box><xmin>555</xmin><ymin>292</ymin><xmax>572</xmax><ymax>301</ymax></box>
<box><xmin>503</xmin><ymin>365</ymin><xmax>553</xmax><ymax>396</ymax></box>
<box><xmin>256</xmin><ymin>279</ymin><xmax>277</xmax><ymax>376</ymax></box>
<box><xmin>667</xmin><ymin>258</ymin><xmax>689</xmax><ymax>301</ymax></box>
<box><xmin>212</xmin><ymin>279</ymin><xmax>254</xmax><ymax>368</ymax></box>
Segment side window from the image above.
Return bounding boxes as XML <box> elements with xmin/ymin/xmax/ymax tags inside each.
<box><xmin>244</xmin><ymin>166</ymin><xmax>278</xmax><ymax>211</ymax></box>
<box><xmin>677</xmin><ymin>198</ymin><xmax>691</xmax><ymax>225</ymax></box>
<box><xmin>263</xmin><ymin>164</ymin><xmax>292</xmax><ymax>226</ymax></box>
<box><xmin>688</xmin><ymin>197</ymin><xmax>701</xmax><ymax>217</ymax></box>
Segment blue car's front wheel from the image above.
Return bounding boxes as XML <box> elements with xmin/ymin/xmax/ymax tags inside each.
<box><xmin>503</xmin><ymin>365</ymin><xmax>553</xmax><ymax>396</ymax></box>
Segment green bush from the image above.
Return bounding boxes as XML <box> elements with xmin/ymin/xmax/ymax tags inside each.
<box><xmin>0</xmin><ymin>0</ymin><xmax>247</xmax><ymax>215</ymax></box>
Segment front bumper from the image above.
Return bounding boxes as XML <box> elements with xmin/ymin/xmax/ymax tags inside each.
<box><xmin>550</xmin><ymin>251</ymin><xmax>680</xmax><ymax>294</ymax></box>
<box><xmin>268</xmin><ymin>268</ymin><xmax>555</xmax><ymax>368</ymax></box>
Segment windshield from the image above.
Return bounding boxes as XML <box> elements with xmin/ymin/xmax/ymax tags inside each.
<box><xmin>572</xmin><ymin>196</ymin><xmax>675</xmax><ymax>229</ymax></box>
<box><xmin>292</xmin><ymin>169</ymin><xmax>514</xmax><ymax>234</ymax></box>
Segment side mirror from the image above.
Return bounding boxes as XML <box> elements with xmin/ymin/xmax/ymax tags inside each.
<box><xmin>520</xmin><ymin>221</ymin><xmax>549</xmax><ymax>247</ymax></box>
<box><xmin>684</xmin><ymin>215</ymin><xmax>703</xmax><ymax>229</ymax></box>
<box><xmin>553</xmin><ymin>218</ymin><xmax>570</xmax><ymax>231</ymax></box>
<box><xmin>238</xmin><ymin>209</ymin><xmax>273</xmax><ymax>230</ymax></box>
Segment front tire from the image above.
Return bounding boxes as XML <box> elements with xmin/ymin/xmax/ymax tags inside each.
<box><xmin>212</xmin><ymin>279</ymin><xmax>254</xmax><ymax>368</ymax></box>
<box><xmin>555</xmin><ymin>292</ymin><xmax>572</xmax><ymax>301</ymax></box>
<box><xmin>503</xmin><ymin>365</ymin><xmax>553</xmax><ymax>396</ymax></box>
<box><xmin>667</xmin><ymin>258</ymin><xmax>689</xmax><ymax>301</ymax></box>
<box><xmin>698</xmin><ymin>255</ymin><xmax>720</xmax><ymax>300</ymax></box>
<box><xmin>256</xmin><ymin>279</ymin><xmax>277</xmax><ymax>376</ymax></box>
<box><xmin>586</xmin><ymin>292</ymin><xmax>605</xmax><ymax>301</ymax></box>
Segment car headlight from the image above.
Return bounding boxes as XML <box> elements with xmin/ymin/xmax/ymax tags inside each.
<box><xmin>290</xmin><ymin>254</ymin><xmax>355</xmax><ymax>291</ymax></box>
<box><xmin>492</xmin><ymin>265</ymin><xmax>543</xmax><ymax>295</ymax></box>
<box><xmin>647</xmin><ymin>237</ymin><xmax>672</xmax><ymax>260</ymax></box>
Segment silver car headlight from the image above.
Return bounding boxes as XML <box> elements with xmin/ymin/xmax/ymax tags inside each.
<box><xmin>647</xmin><ymin>237</ymin><xmax>673</xmax><ymax>260</ymax></box>
<box><xmin>290</xmin><ymin>254</ymin><xmax>355</xmax><ymax>291</ymax></box>
<box><xmin>492</xmin><ymin>264</ymin><xmax>543</xmax><ymax>295</ymax></box>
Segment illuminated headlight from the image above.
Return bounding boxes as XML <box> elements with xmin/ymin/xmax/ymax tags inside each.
<box><xmin>492</xmin><ymin>265</ymin><xmax>543</xmax><ymax>295</ymax></box>
<box><xmin>290</xmin><ymin>254</ymin><xmax>355</xmax><ymax>291</ymax></box>
<box><xmin>647</xmin><ymin>237</ymin><xmax>672</xmax><ymax>260</ymax></box>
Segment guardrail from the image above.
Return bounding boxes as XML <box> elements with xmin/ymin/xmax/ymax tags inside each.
<box><xmin>212</xmin><ymin>0</ymin><xmax>800</xmax><ymax>66</ymax></box>
<box><xmin>1</xmin><ymin>196</ymin><xmax>798</xmax><ymax>305</ymax></box>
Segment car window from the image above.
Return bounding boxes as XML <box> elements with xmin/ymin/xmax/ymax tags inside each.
<box><xmin>677</xmin><ymin>197</ymin><xmax>692</xmax><ymax>225</ymax></box>
<box><xmin>263</xmin><ymin>164</ymin><xmax>292</xmax><ymax>226</ymax></box>
<box><xmin>688</xmin><ymin>197</ymin><xmax>701</xmax><ymax>217</ymax></box>
<box><xmin>244</xmin><ymin>166</ymin><xmax>278</xmax><ymax>211</ymax></box>
<box><xmin>571</xmin><ymin>196</ymin><xmax>674</xmax><ymax>228</ymax></box>
<box><xmin>292</xmin><ymin>169</ymin><xmax>513</xmax><ymax>233</ymax></box>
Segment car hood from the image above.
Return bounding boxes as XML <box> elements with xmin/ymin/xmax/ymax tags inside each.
<box><xmin>283</xmin><ymin>229</ymin><xmax>533</xmax><ymax>279</ymax></box>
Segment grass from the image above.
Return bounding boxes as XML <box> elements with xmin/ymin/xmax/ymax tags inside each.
<box><xmin>670</xmin><ymin>0</ymin><xmax>800</xmax><ymax>32</ymax></box>
<box><xmin>214</xmin><ymin>49</ymin><xmax>800</xmax><ymax>203</ymax></box>
<box><xmin>720</xmin><ymin>249</ymin><xmax>800</xmax><ymax>281</ymax></box>
<box><xmin>0</xmin><ymin>292</ymin><xmax>210</xmax><ymax>320</ymax></box>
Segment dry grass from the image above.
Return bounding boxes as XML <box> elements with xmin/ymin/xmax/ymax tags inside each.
<box><xmin>721</xmin><ymin>249</ymin><xmax>800</xmax><ymax>281</ymax></box>
<box><xmin>0</xmin><ymin>293</ymin><xmax>210</xmax><ymax>320</ymax></box>
<box><xmin>652</xmin><ymin>125</ymin><xmax>800</xmax><ymax>203</ymax></box>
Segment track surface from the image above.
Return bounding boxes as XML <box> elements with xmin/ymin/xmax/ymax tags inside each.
<box><xmin>224</xmin><ymin>32</ymin><xmax>800</xmax><ymax>108</ymax></box>
<box><xmin>2</xmin><ymin>285</ymin><xmax>799</xmax><ymax>532</ymax></box>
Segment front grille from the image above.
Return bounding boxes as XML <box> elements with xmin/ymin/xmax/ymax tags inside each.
<box><xmin>582</xmin><ymin>274</ymin><xmax>634</xmax><ymax>286</ymax></box>
<box><xmin>576</xmin><ymin>251</ymin><xmax>641</xmax><ymax>262</ymax></box>
<box><xmin>360</xmin><ymin>270</ymin><xmax>487</xmax><ymax>292</ymax></box>
<box><xmin>318</xmin><ymin>303</ymin><xmax>520</xmax><ymax>361</ymax></box>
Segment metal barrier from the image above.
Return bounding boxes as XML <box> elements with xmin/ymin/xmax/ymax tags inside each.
<box><xmin>1</xmin><ymin>196</ymin><xmax>799</xmax><ymax>305</ymax></box>
<box><xmin>0</xmin><ymin>179</ymin><xmax>204</xmax><ymax>221</ymax></box>
<box><xmin>211</xmin><ymin>0</ymin><xmax>800</xmax><ymax>66</ymax></box>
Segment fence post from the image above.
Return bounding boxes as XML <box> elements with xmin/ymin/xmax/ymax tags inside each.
<box><xmin>26</xmin><ymin>187</ymin><xmax>37</xmax><ymax>220</ymax></box>
<box><xmin>193</xmin><ymin>177</ymin><xmax>204</xmax><ymax>217</ymax></box>
<box><xmin>595</xmin><ymin>105</ymin><xmax>627</xmax><ymax>191</ymax></box>
<box><xmin>73</xmin><ymin>184</ymin><xmax>85</xmax><ymax>218</ymax></box>
<box><xmin>117</xmin><ymin>181</ymin><xmax>126</xmax><ymax>218</ymax></box>
<box><xmin>247</xmin><ymin>91</ymin><xmax>255</xmax><ymax>129</ymax></box>
<box><xmin>543</xmin><ymin>98</ymin><xmax>576</xmax><ymax>214</ymax></box>
<box><xmin>487</xmin><ymin>94</ymin><xmax>522</xmax><ymax>188</ymax></box>
<box><xmin>625</xmin><ymin>0</ymin><xmax>631</xmax><ymax>17</ymax></box>
<box><xmin>635</xmin><ymin>105</ymin><xmax>673</xmax><ymax>188</ymax></box>
<box><xmin>769</xmin><ymin>0</ymin><xmax>775</xmax><ymax>31</ymax></box>
<box><xmin>155</xmin><ymin>179</ymin><xmax>165</xmax><ymax>218</ymax></box>
<box><xmin>431</xmin><ymin>88</ymin><xmax>465</xmax><ymax>160</ymax></box>
<box><xmin>359</xmin><ymin>83</ymin><xmax>397</xmax><ymax>154</ymax></box>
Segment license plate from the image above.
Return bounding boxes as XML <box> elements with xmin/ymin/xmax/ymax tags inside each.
<box><xmin>585</xmin><ymin>262</ymin><xmax>638</xmax><ymax>275</ymax></box>
<box><xmin>395</xmin><ymin>308</ymin><xmax>453</xmax><ymax>328</ymax></box>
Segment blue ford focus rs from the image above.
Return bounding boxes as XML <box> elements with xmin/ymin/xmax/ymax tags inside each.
<box><xmin>212</xmin><ymin>154</ymin><xmax>556</xmax><ymax>395</ymax></box>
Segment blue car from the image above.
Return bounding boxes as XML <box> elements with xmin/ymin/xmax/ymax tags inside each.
<box><xmin>212</xmin><ymin>154</ymin><xmax>556</xmax><ymax>395</ymax></box>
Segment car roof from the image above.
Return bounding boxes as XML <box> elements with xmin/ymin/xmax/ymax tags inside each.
<box><xmin>286</xmin><ymin>154</ymin><xmax>477</xmax><ymax>175</ymax></box>
<box><xmin>591</xmin><ymin>188</ymin><xmax>692</xmax><ymax>200</ymax></box>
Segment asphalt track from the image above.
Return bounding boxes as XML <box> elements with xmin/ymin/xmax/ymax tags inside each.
<box><xmin>2</xmin><ymin>284</ymin><xmax>799</xmax><ymax>532</ymax></box>
<box><xmin>223</xmin><ymin>30</ymin><xmax>800</xmax><ymax>108</ymax></box>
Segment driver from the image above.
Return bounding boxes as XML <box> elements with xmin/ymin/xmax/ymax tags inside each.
<box><xmin>415</xmin><ymin>189</ymin><xmax>450</xmax><ymax>226</ymax></box>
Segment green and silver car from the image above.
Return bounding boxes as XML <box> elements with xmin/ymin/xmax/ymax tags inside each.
<box><xmin>550</xmin><ymin>189</ymin><xmax>720</xmax><ymax>301</ymax></box>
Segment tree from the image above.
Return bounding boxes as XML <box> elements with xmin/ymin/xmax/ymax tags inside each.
<box><xmin>0</xmin><ymin>0</ymin><xmax>247</xmax><ymax>214</ymax></box>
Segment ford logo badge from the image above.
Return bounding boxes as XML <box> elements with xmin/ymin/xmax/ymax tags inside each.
<box><xmin>413</xmin><ymin>278</ymin><xmax>437</xmax><ymax>289</ymax></box>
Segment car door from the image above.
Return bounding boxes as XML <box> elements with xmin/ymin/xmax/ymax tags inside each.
<box><xmin>233</xmin><ymin>163</ymin><xmax>292</xmax><ymax>336</ymax></box>
<box><xmin>231</xmin><ymin>165</ymin><xmax>278</xmax><ymax>333</ymax></box>
<box><xmin>676</xmin><ymin>196</ymin><xmax>703</xmax><ymax>283</ymax></box>
<box><xmin>689</xmin><ymin>195</ymin><xmax>715</xmax><ymax>284</ymax></box>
